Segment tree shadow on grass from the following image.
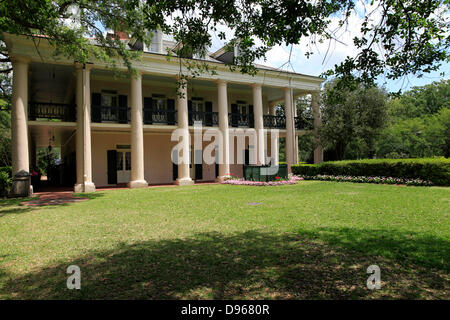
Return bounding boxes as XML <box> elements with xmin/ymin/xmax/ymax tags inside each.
<box><xmin>1</xmin><ymin>228</ymin><xmax>448</xmax><ymax>300</ymax></box>
<box><xmin>297</xmin><ymin>227</ymin><xmax>450</xmax><ymax>272</ymax></box>
<box><xmin>0</xmin><ymin>192</ymin><xmax>107</xmax><ymax>217</ymax></box>
<box><xmin>0</xmin><ymin>197</ymin><xmax>35</xmax><ymax>217</ymax></box>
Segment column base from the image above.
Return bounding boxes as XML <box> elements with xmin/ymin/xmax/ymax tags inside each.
<box><xmin>175</xmin><ymin>178</ymin><xmax>194</xmax><ymax>186</ymax></box>
<box><xmin>74</xmin><ymin>182</ymin><xmax>96</xmax><ymax>193</ymax></box>
<box><xmin>9</xmin><ymin>171</ymin><xmax>32</xmax><ymax>198</ymax></box>
<box><xmin>128</xmin><ymin>180</ymin><xmax>148</xmax><ymax>188</ymax></box>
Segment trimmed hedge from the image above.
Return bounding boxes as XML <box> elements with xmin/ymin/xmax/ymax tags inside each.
<box><xmin>292</xmin><ymin>158</ymin><xmax>450</xmax><ymax>186</ymax></box>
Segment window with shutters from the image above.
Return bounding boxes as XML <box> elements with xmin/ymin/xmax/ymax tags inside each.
<box><xmin>101</xmin><ymin>90</ymin><xmax>119</xmax><ymax>121</ymax></box>
<box><xmin>101</xmin><ymin>90</ymin><xmax>118</xmax><ymax>107</ymax></box>
<box><xmin>152</xmin><ymin>94</ymin><xmax>167</xmax><ymax>110</ymax></box>
<box><xmin>236</xmin><ymin>100</ymin><xmax>248</xmax><ymax>115</ymax></box>
<box><xmin>191</xmin><ymin>97</ymin><xmax>204</xmax><ymax>112</ymax></box>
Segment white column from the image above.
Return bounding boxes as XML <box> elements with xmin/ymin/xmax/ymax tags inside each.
<box><xmin>252</xmin><ymin>84</ymin><xmax>265</xmax><ymax>165</ymax></box>
<box><xmin>175</xmin><ymin>79</ymin><xmax>194</xmax><ymax>185</ymax></box>
<box><xmin>216</xmin><ymin>80</ymin><xmax>230</xmax><ymax>181</ymax></box>
<box><xmin>271</xmin><ymin>131</ymin><xmax>279</xmax><ymax>166</ymax></box>
<box><xmin>11</xmin><ymin>57</ymin><xmax>30</xmax><ymax>176</ymax></box>
<box><xmin>128</xmin><ymin>72</ymin><xmax>148</xmax><ymax>188</ymax></box>
<box><xmin>74</xmin><ymin>64</ymin><xmax>84</xmax><ymax>191</ymax></box>
<box><xmin>75</xmin><ymin>64</ymin><xmax>95</xmax><ymax>192</ymax></box>
<box><xmin>284</xmin><ymin>87</ymin><xmax>295</xmax><ymax>172</ymax></box>
<box><xmin>312</xmin><ymin>92</ymin><xmax>323</xmax><ymax>164</ymax></box>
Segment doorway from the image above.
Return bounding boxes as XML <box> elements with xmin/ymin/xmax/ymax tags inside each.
<box><xmin>116</xmin><ymin>150</ymin><xmax>131</xmax><ymax>183</ymax></box>
<box><xmin>107</xmin><ymin>146</ymin><xmax>131</xmax><ymax>185</ymax></box>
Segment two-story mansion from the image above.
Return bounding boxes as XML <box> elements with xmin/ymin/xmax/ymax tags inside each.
<box><xmin>3</xmin><ymin>30</ymin><xmax>324</xmax><ymax>193</ymax></box>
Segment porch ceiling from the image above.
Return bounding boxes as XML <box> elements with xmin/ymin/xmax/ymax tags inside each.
<box><xmin>30</xmin><ymin>62</ymin><xmax>75</xmax><ymax>104</ymax></box>
<box><xmin>29</xmin><ymin>124</ymin><xmax>75</xmax><ymax>147</ymax></box>
<box><xmin>89</xmin><ymin>67</ymin><xmax>310</xmax><ymax>102</ymax></box>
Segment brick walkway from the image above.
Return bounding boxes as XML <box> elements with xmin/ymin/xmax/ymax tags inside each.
<box><xmin>20</xmin><ymin>181</ymin><xmax>219</xmax><ymax>206</ymax></box>
<box><xmin>21</xmin><ymin>191</ymin><xmax>89</xmax><ymax>206</ymax></box>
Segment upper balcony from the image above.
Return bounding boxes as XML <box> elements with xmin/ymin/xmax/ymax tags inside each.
<box><xmin>28</xmin><ymin>101</ymin><xmax>308</xmax><ymax>130</ymax></box>
<box><xmin>26</xmin><ymin>62</ymin><xmax>311</xmax><ymax>130</ymax></box>
<box><xmin>28</xmin><ymin>102</ymin><xmax>76</xmax><ymax>122</ymax></box>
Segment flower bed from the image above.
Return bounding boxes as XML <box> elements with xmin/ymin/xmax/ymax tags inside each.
<box><xmin>222</xmin><ymin>175</ymin><xmax>302</xmax><ymax>186</ymax></box>
<box><xmin>300</xmin><ymin>174</ymin><xmax>433</xmax><ymax>186</ymax></box>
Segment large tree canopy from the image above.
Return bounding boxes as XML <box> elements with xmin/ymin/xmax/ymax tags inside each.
<box><xmin>377</xmin><ymin>80</ymin><xmax>449</xmax><ymax>158</ymax></box>
<box><xmin>0</xmin><ymin>0</ymin><xmax>448</xmax><ymax>87</ymax></box>
<box><xmin>321</xmin><ymin>80</ymin><xmax>389</xmax><ymax>160</ymax></box>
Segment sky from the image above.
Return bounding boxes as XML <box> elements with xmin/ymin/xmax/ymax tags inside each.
<box><xmin>94</xmin><ymin>2</ymin><xmax>448</xmax><ymax>93</ymax></box>
<box><xmin>251</xmin><ymin>44</ymin><xmax>449</xmax><ymax>93</ymax></box>
<box><xmin>207</xmin><ymin>1</ymin><xmax>449</xmax><ymax>93</ymax></box>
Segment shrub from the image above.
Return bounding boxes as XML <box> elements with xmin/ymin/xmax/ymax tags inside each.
<box><xmin>0</xmin><ymin>171</ymin><xmax>12</xmax><ymax>196</ymax></box>
<box><xmin>292</xmin><ymin>158</ymin><xmax>450</xmax><ymax>186</ymax></box>
<box><xmin>0</xmin><ymin>166</ymin><xmax>12</xmax><ymax>178</ymax></box>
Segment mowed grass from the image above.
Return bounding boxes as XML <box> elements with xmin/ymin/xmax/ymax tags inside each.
<box><xmin>0</xmin><ymin>181</ymin><xmax>448</xmax><ymax>299</ymax></box>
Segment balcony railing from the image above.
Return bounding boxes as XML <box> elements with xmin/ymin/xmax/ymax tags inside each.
<box><xmin>263</xmin><ymin>115</ymin><xmax>286</xmax><ymax>129</ymax></box>
<box><xmin>144</xmin><ymin>109</ymin><xmax>177</xmax><ymax>125</ymax></box>
<box><xmin>188</xmin><ymin>111</ymin><xmax>219</xmax><ymax>126</ymax></box>
<box><xmin>91</xmin><ymin>105</ymin><xmax>129</xmax><ymax>123</ymax></box>
<box><xmin>28</xmin><ymin>102</ymin><xmax>76</xmax><ymax>121</ymax></box>
<box><xmin>31</xmin><ymin>102</ymin><xmax>312</xmax><ymax>130</ymax></box>
<box><xmin>229</xmin><ymin>113</ymin><xmax>254</xmax><ymax>128</ymax></box>
<box><xmin>295</xmin><ymin>116</ymin><xmax>312</xmax><ymax>130</ymax></box>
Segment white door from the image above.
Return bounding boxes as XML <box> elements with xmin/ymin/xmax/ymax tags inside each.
<box><xmin>116</xmin><ymin>150</ymin><xmax>131</xmax><ymax>183</ymax></box>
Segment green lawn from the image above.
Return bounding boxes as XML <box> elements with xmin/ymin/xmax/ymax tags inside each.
<box><xmin>0</xmin><ymin>181</ymin><xmax>448</xmax><ymax>299</ymax></box>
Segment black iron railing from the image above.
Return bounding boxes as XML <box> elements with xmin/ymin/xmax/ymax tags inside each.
<box><xmin>28</xmin><ymin>102</ymin><xmax>76</xmax><ymax>121</ymax></box>
<box><xmin>263</xmin><ymin>115</ymin><xmax>286</xmax><ymax>129</ymax></box>
<box><xmin>295</xmin><ymin>116</ymin><xmax>313</xmax><ymax>130</ymax></box>
<box><xmin>229</xmin><ymin>113</ymin><xmax>254</xmax><ymax>128</ymax></box>
<box><xmin>188</xmin><ymin>111</ymin><xmax>219</xmax><ymax>126</ymax></box>
<box><xmin>91</xmin><ymin>105</ymin><xmax>129</xmax><ymax>123</ymax></box>
<box><xmin>144</xmin><ymin>109</ymin><xmax>177</xmax><ymax>125</ymax></box>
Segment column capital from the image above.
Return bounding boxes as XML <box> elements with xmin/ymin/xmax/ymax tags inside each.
<box><xmin>250</xmin><ymin>83</ymin><xmax>262</xmax><ymax>89</ymax></box>
<box><xmin>130</xmin><ymin>69</ymin><xmax>143</xmax><ymax>79</ymax></box>
<box><xmin>74</xmin><ymin>62</ymin><xmax>93</xmax><ymax>71</ymax></box>
<box><xmin>216</xmin><ymin>79</ymin><xmax>227</xmax><ymax>86</ymax></box>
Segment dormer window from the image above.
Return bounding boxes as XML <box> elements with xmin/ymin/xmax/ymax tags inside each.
<box><xmin>211</xmin><ymin>40</ymin><xmax>243</xmax><ymax>64</ymax></box>
<box><xmin>233</xmin><ymin>44</ymin><xmax>241</xmax><ymax>59</ymax></box>
<box><xmin>149</xmin><ymin>30</ymin><xmax>160</xmax><ymax>53</ymax></box>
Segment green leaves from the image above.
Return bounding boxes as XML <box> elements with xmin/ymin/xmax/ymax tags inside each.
<box><xmin>321</xmin><ymin>79</ymin><xmax>389</xmax><ymax>160</ymax></box>
<box><xmin>0</xmin><ymin>1</ymin><xmax>448</xmax><ymax>88</ymax></box>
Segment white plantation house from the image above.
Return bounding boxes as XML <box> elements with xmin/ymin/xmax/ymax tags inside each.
<box><xmin>3</xmin><ymin>27</ymin><xmax>323</xmax><ymax>195</ymax></box>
